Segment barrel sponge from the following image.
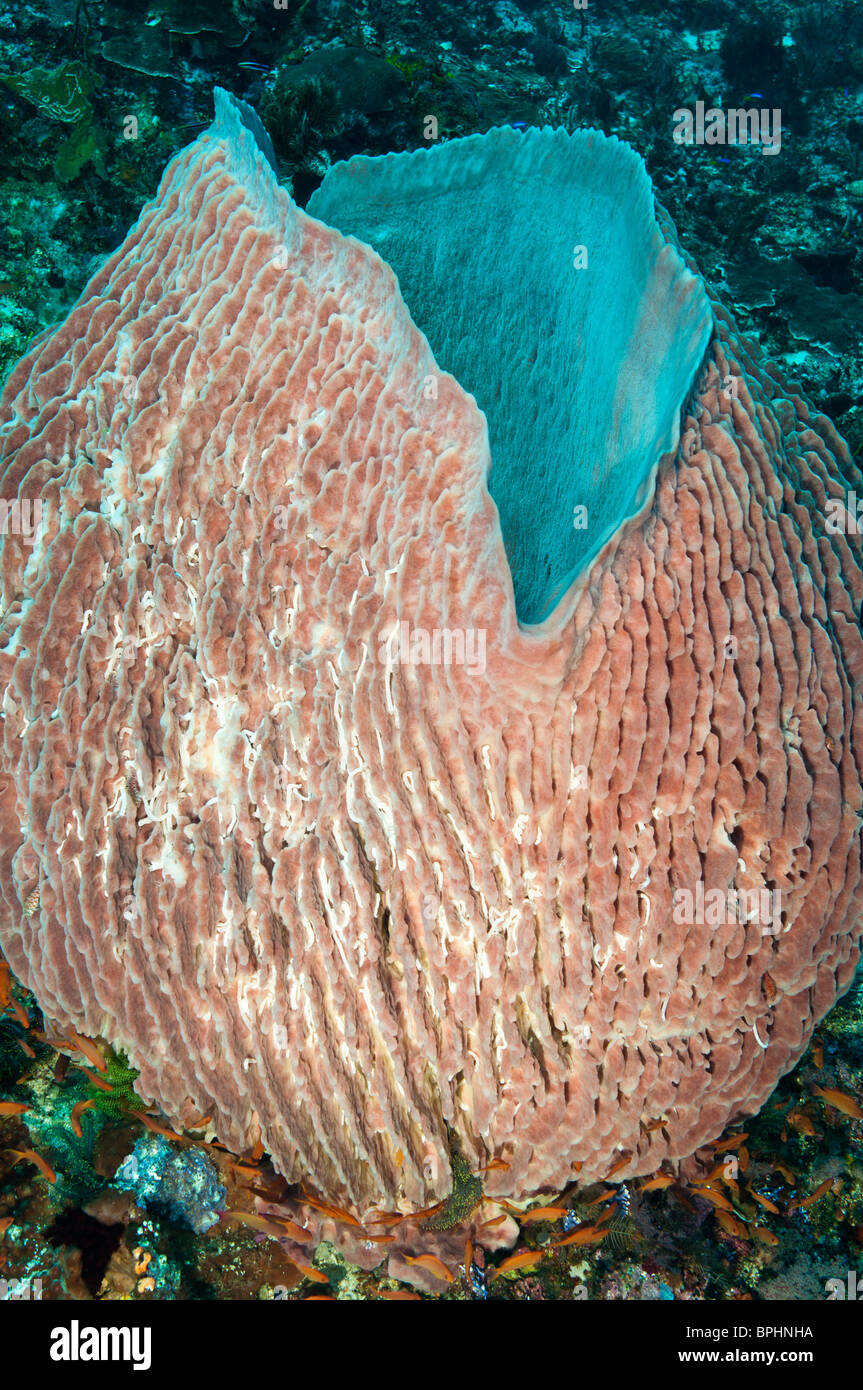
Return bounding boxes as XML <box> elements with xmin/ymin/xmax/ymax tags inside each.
<box><xmin>0</xmin><ymin>89</ymin><xmax>861</xmax><ymax>1214</ymax></box>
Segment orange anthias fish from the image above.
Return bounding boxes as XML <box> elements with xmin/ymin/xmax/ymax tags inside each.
<box><xmin>366</xmin><ymin>1210</ymin><xmax>406</xmax><ymax>1229</ymax></box>
<box><xmin>269</xmin><ymin>1214</ymin><xmax>315</xmax><ymax>1244</ymax></box>
<box><xmin>292</xmin><ymin>1263</ymin><xmax>330</xmax><ymax>1285</ymax></box>
<box><xmin>551</xmin><ymin>1224</ymin><xmax>606</xmax><ymax>1248</ymax></box>
<box><xmin>222</xmin><ymin>1211</ymin><xmax>293</xmax><ymax>1240</ymax></box>
<box><xmin>10</xmin><ymin>998</ymin><xmax>29</xmax><ymax>1028</ymax></box>
<box><xmin>520</xmin><ymin>1205</ymin><xmax>570</xmax><ymax>1223</ymax></box>
<box><xmin>787</xmin><ymin>1109</ymin><xmax>817</xmax><ymax>1137</ymax></box>
<box><xmin>77</xmin><ymin>1070</ymin><xmax>114</xmax><ymax>1093</ymax></box>
<box><xmin>752</xmin><ymin>1227</ymin><xmax>779</xmax><ymax>1247</ymax></box>
<box><xmin>671</xmin><ymin>1188</ymin><xmax>699</xmax><ymax>1215</ymax></box>
<box><xmin>691</xmin><ymin>1186</ymin><xmax>735</xmax><ymax>1212</ymax></box>
<box><xmin>586</xmin><ymin>1188</ymin><xmax>618</xmax><ymax>1207</ymax></box>
<box><xmin>813</xmin><ymin>1086</ymin><xmax>863</xmax><ymax>1120</ymax></box>
<box><xmin>712</xmin><ymin>1132</ymin><xmax>750</xmax><ymax>1154</ymax></box>
<box><xmin>690</xmin><ymin>1164</ymin><xmax>731</xmax><ymax>1187</ymax></box>
<box><xmin>715</xmin><ymin>1209</ymin><xmax>749</xmax><ymax>1239</ymax></box>
<box><xmin>592</xmin><ymin>1204</ymin><xmax>620</xmax><ymax>1230</ymax></box>
<box><xmin>5</xmin><ymin>1148</ymin><xmax>57</xmax><ymax>1183</ymax></box>
<box><xmin>641</xmin><ymin>1172</ymin><xmax>675</xmax><ymax>1191</ymax></box>
<box><xmin>226</xmin><ymin>1160</ymin><xmax>263</xmax><ymax>1181</ymax></box>
<box><xmin>402</xmin><ymin>1200</ymin><xmax>446</xmax><ymax>1224</ymax></box>
<box><xmin>403</xmin><ymin>1253</ymin><xmax>455</xmax><ymax>1283</ymax></box>
<box><xmin>70</xmin><ymin>1100</ymin><xmax>96</xmax><ymax>1138</ymax></box>
<box><xmin>748</xmin><ymin>1189</ymin><xmax>780</xmax><ymax>1214</ymax></box>
<box><xmin>137</xmin><ymin>1113</ymin><xmax>185</xmax><ymax>1143</ymax></box>
<box><xmin>0</xmin><ymin>1102</ymin><xmax>30</xmax><ymax>1117</ymax></box>
<box><xmin>67</xmin><ymin>1031</ymin><xmax>107</xmax><ymax>1072</ymax></box>
<box><xmin>248</xmin><ymin>1177</ymin><xmax>289</xmax><ymax>1204</ymax></box>
<box><xmin>0</xmin><ymin>960</ymin><xmax>29</xmax><ymax>1027</ymax></box>
<box><xmin>185</xmin><ymin>1112</ymin><xmax>213</xmax><ymax>1131</ymax></box>
<box><xmin>0</xmin><ymin>959</ymin><xmax>11</xmax><ymax>1010</ymax></box>
<box><xmin>489</xmin><ymin>1249</ymin><xmax>545</xmax><ymax>1278</ymax></box>
<box><xmin>300</xmin><ymin>1192</ymin><xmax>364</xmax><ymax>1228</ymax></box>
<box><xmin>477</xmin><ymin>1213</ymin><xmax>511</xmax><ymax>1231</ymax></box>
<box><xmin>788</xmin><ymin>1179</ymin><xmax>835</xmax><ymax>1213</ymax></box>
<box><xmin>491</xmin><ymin>1197</ymin><xmax>522</xmax><ymax>1215</ymax></box>
<box><xmin>0</xmin><ymin>960</ymin><xmax>29</xmax><ymax>1028</ymax></box>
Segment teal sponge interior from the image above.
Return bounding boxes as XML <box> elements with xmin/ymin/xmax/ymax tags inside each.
<box><xmin>308</xmin><ymin>126</ymin><xmax>713</xmax><ymax>625</ymax></box>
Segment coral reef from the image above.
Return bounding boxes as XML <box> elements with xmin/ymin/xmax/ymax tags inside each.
<box><xmin>0</xmin><ymin>0</ymin><xmax>861</xmax><ymax>1309</ymax></box>
<box><xmin>114</xmin><ymin>1136</ymin><xmax>226</xmax><ymax>1235</ymax></box>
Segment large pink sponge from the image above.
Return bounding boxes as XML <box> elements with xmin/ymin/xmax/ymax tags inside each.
<box><xmin>0</xmin><ymin>92</ymin><xmax>861</xmax><ymax>1214</ymax></box>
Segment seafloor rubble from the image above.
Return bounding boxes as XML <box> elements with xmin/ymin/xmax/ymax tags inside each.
<box><xmin>1</xmin><ymin>964</ymin><xmax>862</xmax><ymax>1299</ymax></box>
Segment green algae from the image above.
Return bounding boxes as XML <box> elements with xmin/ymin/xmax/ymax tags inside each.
<box><xmin>421</xmin><ymin>1141</ymin><xmax>483</xmax><ymax>1231</ymax></box>
<box><xmin>86</xmin><ymin>1046</ymin><xmax>148</xmax><ymax>1120</ymax></box>
<box><xmin>54</xmin><ymin>121</ymin><xmax>107</xmax><ymax>182</ymax></box>
<box><xmin>3</xmin><ymin>61</ymin><xmax>94</xmax><ymax>124</ymax></box>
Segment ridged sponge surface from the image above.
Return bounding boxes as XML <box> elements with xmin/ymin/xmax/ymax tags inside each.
<box><xmin>0</xmin><ymin>90</ymin><xmax>861</xmax><ymax>1213</ymax></box>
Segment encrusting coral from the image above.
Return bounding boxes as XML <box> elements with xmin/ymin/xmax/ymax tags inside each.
<box><xmin>0</xmin><ymin>91</ymin><xmax>861</xmax><ymax>1220</ymax></box>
